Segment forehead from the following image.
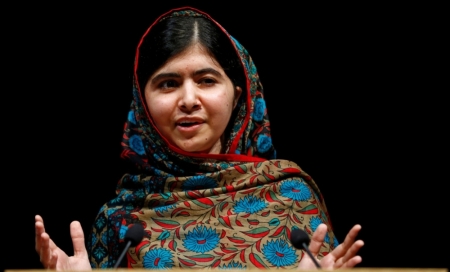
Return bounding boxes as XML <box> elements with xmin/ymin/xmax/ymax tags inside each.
<box><xmin>156</xmin><ymin>44</ymin><xmax>221</xmax><ymax>72</ymax></box>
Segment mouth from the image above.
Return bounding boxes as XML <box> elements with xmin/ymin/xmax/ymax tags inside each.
<box><xmin>177</xmin><ymin>120</ymin><xmax>202</xmax><ymax>127</ymax></box>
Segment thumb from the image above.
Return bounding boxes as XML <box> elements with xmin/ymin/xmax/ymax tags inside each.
<box><xmin>70</xmin><ymin>221</ymin><xmax>88</xmax><ymax>258</ymax></box>
<box><xmin>308</xmin><ymin>223</ymin><xmax>328</xmax><ymax>256</ymax></box>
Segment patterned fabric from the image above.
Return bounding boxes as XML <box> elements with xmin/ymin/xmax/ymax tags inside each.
<box><xmin>87</xmin><ymin>7</ymin><xmax>338</xmax><ymax>269</ymax></box>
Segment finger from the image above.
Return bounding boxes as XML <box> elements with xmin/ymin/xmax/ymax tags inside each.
<box><xmin>35</xmin><ymin>215</ymin><xmax>45</xmax><ymax>252</ymax></box>
<box><xmin>39</xmin><ymin>232</ymin><xmax>52</xmax><ymax>268</ymax></box>
<box><xmin>334</xmin><ymin>239</ymin><xmax>364</xmax><ymax>268</ymax></box>
<box><xmin>308</xmin><ymin>223</ymin><xmax>328</xmax><ymax>256</ymax></box>
<box><xmin>70</xmin><ymin>221</ymin><xmax>88</xmax><ymax>258</ymax></box>
<box><xmin>47</xmin><ymin>250</ymin><xmax>59</xmax><ymax>269</ymax></box>
<box><xmin>341</xmin><ymin>255</ymin><xmax>363</xmax><ymax>268</ymax></box>
<box><xmin>36</xmin><ymin>219</ymin><xmax>59</xmax><ymax>251</ymax></box>
<box><xmin>35</xmin><ymin>215</ymin><xmax>59</xmax><ymax>250</ymax></box>
<box><xmin>331</xmin><ymin>224</ymin><xmax>362</xmax><ymax>260</ymax></box>
<box><xmin>332</xmin><ymin>225</ymin><xmax>363</xmax><ymax>268</ymax></box>
<box><xmin>344</xmin><ymin>239</ymin><xmax>364</xmax><ymax>261</ymax></box>
<box><xmin>35</xmin><ymin>214</ymin><xmax>44</xmax><ymax>225</ymax></box>
<box><xmin>35</xmin><ymin>214</ymin><xmax>44</xmax><ymax>223</ymax></box>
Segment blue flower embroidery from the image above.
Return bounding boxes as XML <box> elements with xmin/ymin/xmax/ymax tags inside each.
<box><xmin>220</xmin><ymin>261</ymin><xmax>246</xmax><ymax>269</ymax></box>
<box><xmin>183</xmin><ymin>226</ymin><xmax>220</xmax><ymax>253</ymax></box>
<box><xmin>181</xmin><ymin>176</ymin><xmax>218</xmax><ymax>191</ymax></box>
<box><xmin>129</xmin><ymin>135</ymin><xmax>146</xmax><ymax>155</ymax></box>
<box><xmin>234</xmin><ymin>195</ymin><xmax>268</xmax><ymax>214</ymax></box>
<box><xmin>128</xmin><ymin>110</ymin><xmax>136</xmax><ymax>124</ymax></box>
<box><xmin>257</xmin><ymin>135</ymin><xmax>272</xmax><ymax>153</ymax></box>
<box><xmin>143</xmin><ymin>248</ymin><xmax>174</xmax><ymax>269</ymax></box>
<box><xmin>262</xmin><ymin>239</ymin><xmax>297</xmax><ymax>267</ymax></box>
<box><xmin>253</xmin><ymin>98</ymin><xmax>266</xmax><ymax>122</ymax></box>
<box><xmin>280</xmin><ymin>179</ymin><xmax>311</xmax><ymax>201</ymax></box>
<box><xmin>309</xmin><ymin>216</ymin><xmax>330</xmax><ymax>244</ymax></box>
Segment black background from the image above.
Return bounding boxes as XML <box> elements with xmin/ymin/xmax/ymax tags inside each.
<box><xmin>3</xmin><ymin>1</ymin><xmax>448</xmax><ymax>271</ymax></box>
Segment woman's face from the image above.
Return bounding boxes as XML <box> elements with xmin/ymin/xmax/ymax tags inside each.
<box><xmin>144</xmin><ymin>44</ymin><xmax>242</xmax><ymax>154</ymax></box>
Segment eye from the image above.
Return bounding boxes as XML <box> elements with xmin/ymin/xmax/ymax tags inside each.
<box><xmin>159</xmin><ymin>80</ymin><xmax>179</xmax><ymax>89</ymax></box>
<box><xmin>199</xmin><ymin>78</ymin><xmax>217</xmax><ymax>86</ymax></box>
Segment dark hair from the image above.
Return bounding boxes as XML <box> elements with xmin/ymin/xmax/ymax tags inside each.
<box><xmin>136</xmin><ymin>15</ymin><xmax>246</xmax><ymax>92</ymax></box>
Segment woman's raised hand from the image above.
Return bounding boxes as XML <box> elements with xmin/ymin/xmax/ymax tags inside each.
<box><xmin>298</xmin><ymin>224</ymin><xmax>364</xmax><ymax>270</ymax></box>
<box><xmin>35</xmin><ymin>215</ymin><xmax>92</xmax><ymax>271</ymax></box>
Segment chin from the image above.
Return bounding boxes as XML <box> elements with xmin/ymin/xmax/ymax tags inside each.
<box><xmin>175</xmin><ymin>144</ymin><xmax>208</xmax><ymax>154</ymax></box>
<box><xmin>179</xmin><ymin>145</ymin><xmax>220</xmax><ymax>155</ymax></box>
<box><xmin>173</xmin><ymin>139</ymin><xmax>222</xmax><ymax>154</ymax></box>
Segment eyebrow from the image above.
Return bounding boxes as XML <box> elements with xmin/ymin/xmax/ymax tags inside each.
<box><xmin>150</xmin><ymin>72</ymin><xmax>181</xmax><ymax>85</ymax></box>
<box><xmin>150</xmin><ymin>68</ymin><xmax>223</xmax><ymax>85</ymax></box>
<box><xmin>193</xmin><ymin>68</ymin><xmax>222</xmax><ymax>77</ymax></box>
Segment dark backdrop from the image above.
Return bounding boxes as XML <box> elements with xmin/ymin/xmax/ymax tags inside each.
<box><xmin>4</xmin><ymin>2</ymin><xmax>448</xmax><ymax>271</ymax></box>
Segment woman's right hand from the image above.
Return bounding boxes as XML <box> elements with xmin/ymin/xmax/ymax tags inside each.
<box><xmin>35</xmin><ymin>215</ymin><xmax>92</xmax><ymax>271</ymax></box>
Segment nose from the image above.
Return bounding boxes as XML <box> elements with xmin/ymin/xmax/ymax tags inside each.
<box><xmin>179</xmin><ymin>82</ymin><xmax>200</xmax><ymax>112</ymax></box>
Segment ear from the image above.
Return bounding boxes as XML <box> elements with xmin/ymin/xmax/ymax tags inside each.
<box><xmin>233</xmin><ymin>86</ymin><xmax>243</xmax><ymax>109</ymax></box>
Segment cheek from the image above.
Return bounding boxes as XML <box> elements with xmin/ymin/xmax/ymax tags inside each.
<box><xmin>146</xmin><ymin>97</ymin><xmax>172</xmax><ymax>127</ymax></box>
<box><xmin>224</xmin><ymin>94</ymin><xmax>236</xmax><ymax>114</ymax></box>
<box><xmin>211</xmin><ymin>94</ymin><xmax>235</xmax><ymax>120</ymax></box>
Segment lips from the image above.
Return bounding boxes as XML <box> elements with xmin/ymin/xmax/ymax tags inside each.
<box><xmin>175</xmin><ymin>117</ymin><xmax>204</xmax><ymax>129</ymax></box>
<box><xmin>178</xmin><ymin>120</ymin><xmax>201</xmax><ymax>127</ymax></box>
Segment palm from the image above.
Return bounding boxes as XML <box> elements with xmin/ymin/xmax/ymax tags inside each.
<box><xmin>53</xmin><ymin>248</ymin><xmax>91</xmax><ymax>271</ymax></box>
<box><xmin>35</xmin><ymin>215</ymin><xmax>91</xmax><ymax>271</ymax></box>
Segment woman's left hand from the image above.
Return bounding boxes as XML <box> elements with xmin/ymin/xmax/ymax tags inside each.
<box><xmin>298</xmin><ymin>224</ymin><xmax>364</xmax><ymax>270</ymax></box>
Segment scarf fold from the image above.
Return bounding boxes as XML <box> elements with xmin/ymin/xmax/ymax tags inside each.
<box><xmin>87</xmin><ymin>7</ymin><xmax>337</xmax><ymax>269</ymax></box>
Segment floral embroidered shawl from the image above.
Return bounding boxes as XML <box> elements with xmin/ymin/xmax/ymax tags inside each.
<box><xmin>87</xmin><ymin>7</ymin><xmax>338</xmax><ymax>269</ymax></box>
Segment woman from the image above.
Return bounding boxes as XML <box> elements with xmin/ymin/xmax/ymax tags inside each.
<box><xmin>35</xmin><ymin>7</ymin><xmax>363</xmax><ymax>270</ymax></box>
